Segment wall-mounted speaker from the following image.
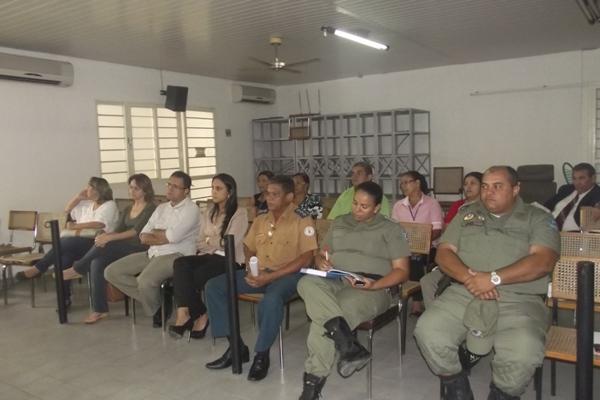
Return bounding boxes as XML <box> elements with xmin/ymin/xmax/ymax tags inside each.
<box><xmin>164</xmin><ymin>85</ymin><xmax>188</xmax><ymax>112</ymax></box>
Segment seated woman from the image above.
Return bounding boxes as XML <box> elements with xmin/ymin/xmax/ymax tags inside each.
<box><xmin>292</xmin><ymin>172</ymin><xmax>323</xmax><ymax>219</ymax></box>
<box><xmin>443</xmin><ymin>171</ymin><xmax>483</xmax><ymax>225</ymax></box>
<box><xmin>168</xmin><ymin>173</ymin><xmax>248</xmax><ymax>339</ymax></box>
<box><xmin>296</xmin><ymin>181</ymin><xmax>410</xmax><ymax>399</ymax></box>
<box><xmin>391</xmin><ymin>170</ymin><xmax>443</xmax><ymax>315</ymax></box>
<box><xmin>61</xmin><ymin>174</ymin><xmax>156</xmax><ymax>324</ymax></box>
<box><xmin>252</xmin><ymin>170</ymin><xmax>274</xmax><ymax>217</ymax></box>
<box><xmin>16</xmin><ymin>177</ymin><xmax>119</xmax><ymax>288</ymax></box>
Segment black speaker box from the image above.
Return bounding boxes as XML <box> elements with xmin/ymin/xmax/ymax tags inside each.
<box><xmin>164</xmin><ymin>85</ymin><xmax>188</xmax><ymax>112</ymax></box>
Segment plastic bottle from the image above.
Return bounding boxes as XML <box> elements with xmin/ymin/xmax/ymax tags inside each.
<box><xmin>249</xmin><ymin>256</ymin><xmax>259</xmax><ymax>277</ymax></box>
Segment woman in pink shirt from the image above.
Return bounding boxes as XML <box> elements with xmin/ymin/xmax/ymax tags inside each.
<box><xmin>392</xmin><ymin>171</ymin><xmax>443</xmax><ymax>315</ymax></box>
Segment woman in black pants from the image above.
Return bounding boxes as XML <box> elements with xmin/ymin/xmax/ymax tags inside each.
<box><xmin>169</xmin><ymin>173</ymin><xmax>248</xmax><ymax>339</ymax></box>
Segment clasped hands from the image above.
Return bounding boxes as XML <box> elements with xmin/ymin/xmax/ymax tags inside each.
<box><xmin>244</xmin><ymin>269</ymin><xmax>274</xmax><ymax>288</ymax></box>
<box><xmin>463</xmin><ymin>268</ymin><xmax>499</xmax><ymax>300</ymax></box>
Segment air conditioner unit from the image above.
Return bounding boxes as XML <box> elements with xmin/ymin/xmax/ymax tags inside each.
<box><xmin>0</xmin><ymin>52</ymin><xmax>74</xmax><ymax>87</ymax></box>
<box><xmin>232</xmin><ymin>84</ymin><xmax>275</xmax><ymax>104</ymax></box>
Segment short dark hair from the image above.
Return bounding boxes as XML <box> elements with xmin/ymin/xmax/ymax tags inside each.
<box><xmin>464</xmin><ymin>171</ymin><xmax>483</xmax><ymax>184</ymax></box>
<box><xmin>128</xmin><ymin>173</ymin><xmax>155</xmax><ymax>202</ymax></box>
<box><xmin>88</xmin><ymin>177</ymin><xmax>113</xmax><ymax>202</ymax></box>
<box><xmin>257</xmin><ymin>170</ymin><xmax>275</xmax><ymax>180</ymax></box>
<box><xmin>292</xmin><ymin>172</ymin><xmax>310</xmax><ymax>184</ymax></box>
<box><xmin>355</xmin><ymin>181</ymin><xmax>383</xmax><ymax>205</ymax></box>
<box><xmin>573</xmin><ymin>163</ymin><xmax>596</xmax><ymax>177</ymax></box>
<box><xmin>353</xmin><ymin>161</ymin><xmax>373</xmax><ymax>176</ymax></box>
<box><xmin>485</xmin><ymin>165</ymin><xmax>518</xmax><ymax>186</ymax></box>
<box><xmin>170</xmin><ymin>170</ymin><xmax>192</xmax><ymax>190</ymax></box>
<box><xmin>400</xmin><ymin>170</ymin><xmax>430</xmax><ymax>195</ymax></box>
<box><xmin>269</xmin><ymin>175</ymin><xmax>294</xmax><ymax>194</ymax></box>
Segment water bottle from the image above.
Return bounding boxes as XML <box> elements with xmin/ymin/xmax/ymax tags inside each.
<box><xmin>249</xmin><ymin>256</ymin><xmax>259</xmax><ymax>277</ymax></box>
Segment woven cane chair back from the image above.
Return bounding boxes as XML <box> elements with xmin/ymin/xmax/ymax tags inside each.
<box><xmin>551</xmin><ymin>257</ymin><xmax>600</xmax><ymax>303</ymax></box>
<box><xmin>560</xmin><ymin>232</ymin><xmax>600</xmax><ymax>258</ymax></box>
<box><xmin>398</xmin><ymin>222</ymin><xmax>432</xmax><ymax>256</ymax></box>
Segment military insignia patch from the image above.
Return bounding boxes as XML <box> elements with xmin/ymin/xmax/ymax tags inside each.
<box><xmin>304</xmin><ymin>226</ymin><xmax>315</xmax><ymax>237</ymax></box>
<box><xmin>464</xmin><ymin>213</ymin><xmax>475</xmax><ymax>221</ymax></box>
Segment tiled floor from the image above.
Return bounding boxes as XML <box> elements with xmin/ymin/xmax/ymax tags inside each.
<box><xmin>1</xmin><ymin>279</ymin><xmax>598</xmax><ymax>400</ymax></box>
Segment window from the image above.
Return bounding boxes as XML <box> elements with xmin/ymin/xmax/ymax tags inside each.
<box><xmin>96</xmin><ymin>103</ymin><xmax>216</xmax><ymax>200</ymax></box>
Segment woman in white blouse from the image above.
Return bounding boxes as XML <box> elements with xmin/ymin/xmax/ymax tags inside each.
<box><xmin>169</xmin><ymin>173</ymin><xmax>248</xmax><ymax>340</ymax></box>
<box><xmin>16</xmin><ymin>177</ymin><xmax>119</xmax><ymax>286</ymax></box>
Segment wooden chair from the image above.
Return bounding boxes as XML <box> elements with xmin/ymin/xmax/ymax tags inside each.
<box><xmin>548</xmin><ymin>232</ymin><xmax>600</xmax><ymax>312</ymax></box>
<box><xmin>238</xmin><ymin>292</ymin><xmax>299</xmax><ymax>370</ymax></box>
<box><xmin>580</xmin><ymin>206</ymin><xmax>600</xmax><ymax>232</ymax></box>
<box><xmin>397</xmin><ymin>221</ymin><xmax>433</xmax><ymax>354</ymax></box>
<box><xmin>0</xmin><ymin>210</ymin><xmax>38</xmax><ymax>304</ymax></box>
<box><xmin>0</xmin><ymin>212</ymin><xmax>67</xmax><ymax>306</ymax></box>
<box><xmin>320</xmin><ymin>196</ymin><xmax>338</xmax><ymax>219</ymax></box>
<box><xmin>535</xmin><ymin>257</ymin><xmax>600</xmax><ymax>399</ymax></box>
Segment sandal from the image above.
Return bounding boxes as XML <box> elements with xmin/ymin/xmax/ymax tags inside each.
<box><xmin>84</xmin><ymin>312</ymin><xmax>108</xmax><ymax>324</ymax></box>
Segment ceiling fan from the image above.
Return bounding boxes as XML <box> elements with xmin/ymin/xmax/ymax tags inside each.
<box><xmin>249</xmin><ymin>35</ymin><xmax>319</xmax><ymax>74</ymax></box>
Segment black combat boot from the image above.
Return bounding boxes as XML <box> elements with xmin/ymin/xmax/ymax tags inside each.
<box><xmin>487</xmin><ymin>383</ymin><xmax>520</xmax><ymax>400</ymax></box>
<box><xmin>323</xmin><ymin>316</ymin><xmax>371</xmax><ymax>378</ymax></box>
<box><xmin>298</xmin><ymin>372</ymin><xmax>327</xmax><ymax>400</ymax></box>
<box><xmin>440</xmin><ymin>371</ymin><xmax>474</xmax><ymax>400</ymax></box>
<box><xmin>458</xmin><ymin>344</ymin><xmax>482</xmax><ymax>374</ymax></box>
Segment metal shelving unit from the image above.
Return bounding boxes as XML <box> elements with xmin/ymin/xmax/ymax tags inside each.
<box><xmin>252</xmin><ymin>108</ymin><xmax>430</xmax><ymax>198</ymax></box>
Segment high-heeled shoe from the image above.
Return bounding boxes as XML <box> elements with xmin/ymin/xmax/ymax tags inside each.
<box><xmin>168</xmin><ymin>318</ymin><xmax>194</xmax><ymax>339</ymax></box>
<box><xmin>189</xmin><ymin>320</ymin><xmax>210</xmax><ymax>340</ymax></box>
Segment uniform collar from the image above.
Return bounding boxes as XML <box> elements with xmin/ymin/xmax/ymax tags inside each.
<box><xmin>169</xmin><ymin>197</ymin><xmax>190</xmax><ymax>209</ymax></box>
<box><xmin>266</xmin><ymin>202</ymin><xmax>296</xmax><ymax>224</ymax></box>
<box><xmin>400</xmin><ymin>194</ymin><xmax>424</xmax><ymax>207</ymax></box>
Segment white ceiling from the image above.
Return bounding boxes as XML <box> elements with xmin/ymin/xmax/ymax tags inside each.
<box><xmin>0</xmin><ymin>0</ymin><xmax>598</xmax><ymax>85</ymax></box>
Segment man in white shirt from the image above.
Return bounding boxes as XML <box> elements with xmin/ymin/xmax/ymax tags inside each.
<box><xmin>105</xmin><ymin>171</ymin><xmax>199</xmax><ymax>327</ymax></box>
<box><xmin>544</xmin><ymin>163</ymin><xmax>600</xmax><ymax>231</ymax></box>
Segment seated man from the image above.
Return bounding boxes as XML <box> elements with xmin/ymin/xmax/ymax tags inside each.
<box><xmin>204</xmin><ymin>175</ymin><xmax>317</xmax><ymax>381</ymax></box>
<box><xmin>327</xmin><ymin>161</ymin><xmax>390</xmax><ymax>219</ymax></box>
<box><xmin>297</xmin><ymin>181</ymin><xmax>410</xmax><ymax>400</ymax></box>
<box><xmin>414</xmin><ymin>166</ymin><xmax>559</xmax><ymax>400</ymax></box>
<box><xmin>105</xmin><ymin>171</ymin><xmax>199</xmax><ymax>327</ymax></box>
<box><xmin>544</xmin><ymin>162</ymin><xmax>600</xmax><ymax>231</ymax></box>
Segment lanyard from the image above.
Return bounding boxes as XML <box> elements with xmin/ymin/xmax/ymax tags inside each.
<box><xmin>408</xmin><ymin>203</ymin><xmax>421</xmax><ymax>221</ymax></box>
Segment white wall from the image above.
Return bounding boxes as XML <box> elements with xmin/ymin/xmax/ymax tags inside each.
<box><xmin>276</xmin><ymin>50</ymin><xmax>600</xmax><ymax>188</ymax></box>
<box><xmin>0</xmin><ymin>47</ymin><xmax>275</xmax><ymax>244</ymax></box>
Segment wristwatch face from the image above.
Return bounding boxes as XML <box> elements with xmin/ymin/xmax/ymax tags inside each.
<box><xmin>491</xmin><ymin>272</ymin><xmax>501</xmax><ymax>286</ymax></box>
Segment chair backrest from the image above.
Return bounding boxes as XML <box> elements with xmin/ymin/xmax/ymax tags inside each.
<box><xmin>551</xmin><ymin>257</ymin><xmax>600</xmax><ymax>304</ymax></box>
<box><xmin>154</xmin><ymin>195</ymin><xmax>168</xmax><ymax>205</ymax></box>
<box><xmin>321</xmin><ymin>196</ymin><xmax>338</xmax><ymax>219</ymax></box>
<box><xmin>8</xmin><ymin>210</ymin><xmax>37</xmax><ymax>231</ymax></box>
<box><xmin>560</xmin><ymin>232</ymin><xmax>600</xmax><ymax>258</ymax></box>
<box><xmin>398</xmin><ymin>221</ymin><xmax>432</xmax><ymax>256</ymax></box>
<box><xmin>516</xmin><ymin>164</ymin><xmax>556</xmax><ymax>204</ymax></box>
<box><xmin>433</xmin><ymin>167</ymin><xmax>464</xmax><ymax>195</ymax></box>
<box><xmin>580</xmin><ymin>206</ymin><xmax>600</xmax><ymax>232</ymax></box>
<box><xmin>315</xmin><ymin>219</ymin><xmax>332</xmax><ymax>248</ymax></box>
<box><xmin>36</xmin><ymin>212</ymin><xmax>68</xmax><ymax>244</ymax></box>
<box><xmin>114</xmin><ymin>198</ymin><xmax>133</xmax><ymax>214</ymax></box>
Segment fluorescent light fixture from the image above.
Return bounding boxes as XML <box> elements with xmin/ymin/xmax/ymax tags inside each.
<box><xmin>321</xmin><ymin>26</ymin><xmax>389</xmax><ymax>50</ymax></box>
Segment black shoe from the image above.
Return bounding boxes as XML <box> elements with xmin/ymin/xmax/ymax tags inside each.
<box><xmin>440</xmin><ymin>371</ymin><xmax>474</xmax><ymax>400</ymax></box>
<box><xmin>247</xmin><ymin>352</ymin><xmax>270</xmax><ymax>381</ymax></box>
<box><xmin>323</xmin><ymin>317</ymin><xmax>371</xmax><ymax>378</ymax></box>
<box><xmin>458</xmin><ymin>344</ymin><xmax>482</xmax><ymax>374</ymax></box>
<box><xmin>15</xmin><ymin>270</ymin><xmax>40</xmax><ymax>281</ymax></box>
<box><xmin>299</xmin><ymin>372</ymin><xmax>327</xmax><ymax>400</ymax></box>
<box><xmin>205</xmin><ymin>345</ymin><xmax>250</xmax><ymax>370</ymax></box>
<box><xmin>152</xmin><ymin>302</ymin><xmax>174</xmax><ymax>328</ymax></box>
<box><xmin>487</xmin><ymin>383</ymin><xmax>520</xmax><ymax>400</ymax></box>
<box><xmin>189</xmin><ymin>320</ymin><xmax>210</xmax><ymax>340</ymax></box>
<box><xmin>168</xmin><ymin>318</ymin><xmax>194</xmax><ymax>339</ymax></box>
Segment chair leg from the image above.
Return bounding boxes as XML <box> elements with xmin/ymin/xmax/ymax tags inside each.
<box><xmin>132</xmin><ymin>298</ymin><xmax>137</xmax><ymax>325</ymax></box>
<box><xmin>124</xmin><ymin>296</ymin><xmax>130</xmax><ymax>316</ymax></box>
<box><xmin>534</xmin><ymin>365</ymin><xmax>543</xmax><ymax>400</ymax></box>
<box><xmin>550</xmin><ymin>360</ymin><xmax>556</xmax><ymax>396</ymax></box>
<box><xmin>396</xmin><ymin>311</ymin><xmax>403</xmax><ymax>377</ymax></box>
<box><xmin>278</xmin><ymin>325</ymin><xmax>284</xmax><ymax>370</ymax></box>
<box><xmin>161</xmin><ymin>288</ymin><xmax>166</xmax><ymax>332</ymax></box>
<box><xmin>31</xmin><ymin>278</ymin><xmax>36</xmax><ymax>308</ymax></box>
<box><xmin>366</xmin><ymin>329</ymin><xmax>374</xmax><ymax>400</ymax></box>
<box><xmin>401</xmin><ymin>298</ymin><xmax>409</xmax><ymax>355</ymax></box>
<box><xmin>440</xmin><ymin>380</ymin><xmax>445</xmax><ymax>400</ymax></box>
<box><xmin>2</xmin><ymin>265</ymin><xmax>7</xmax><ymax>305</ymax></box>
<box><xmin>250</xmin><ymin>303</ymin><xmax>257</xmax><ymax>330</ymax></box>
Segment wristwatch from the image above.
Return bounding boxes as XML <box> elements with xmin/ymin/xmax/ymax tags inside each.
<box><xmin>490</xmin><ymin>271</ymin><xmax>502</xmax><ymax>286</ymax></box>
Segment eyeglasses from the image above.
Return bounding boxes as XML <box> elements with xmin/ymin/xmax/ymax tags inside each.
<box><xmin>166</xmin><ymin>182</ymin><xmax>185</xmax><ymax>190</ymax></box>
<box><xmin>399</xmin><ymin>179</ymin><xmax>416</xmax><ymax>186</ymax></box>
